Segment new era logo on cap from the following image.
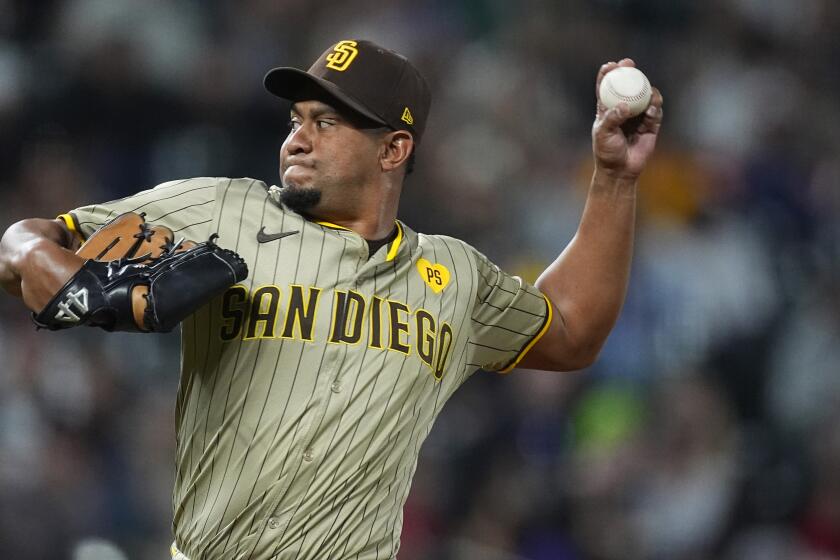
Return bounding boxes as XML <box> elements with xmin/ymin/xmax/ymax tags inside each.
<box><xmin>264</xmin><ymin>40</ymin><xmax>432</xmax><ymax>143</ymax></box>
<box><xmin>401</xmin><ymin>107</ymin><xmax>414</xmax><ymax>125</ymax></box>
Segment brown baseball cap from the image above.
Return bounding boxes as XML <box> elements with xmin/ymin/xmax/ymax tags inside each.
<box><xmin>264</xmin><ymin>39</ymin><xmax>431</xmax><ymax>143</ymax></box>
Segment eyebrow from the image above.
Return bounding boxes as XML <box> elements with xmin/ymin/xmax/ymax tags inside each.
<box><xmin>290</xmin><ymin>103</ymin><xmax>342</xmax><ymax>120</ymax></box>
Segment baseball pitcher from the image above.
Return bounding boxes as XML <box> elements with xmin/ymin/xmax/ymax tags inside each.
<box><xmin>0</xmin><ymin>39</ymin><xmax>663</xmax><ymax>560</ymax></box>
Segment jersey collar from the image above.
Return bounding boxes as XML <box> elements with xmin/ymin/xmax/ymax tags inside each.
<box><xmin>314</xmin><ymin>220</ymin><xmax>405</xmax><ymax>262</ymax></box>
<box><xmin>385</xmin><ymin>221</ymin><xmax>403</xmax><ymax>261</ymax></box>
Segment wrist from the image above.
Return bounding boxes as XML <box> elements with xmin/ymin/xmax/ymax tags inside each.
<box><xmin>593</xmin><ymin>163</ymin><xmax>640</xmax><ymax>182</ymax></box>
<box><xmin>591</xmin><ymin>167</ymin><xmax>639</xmax><ymax>196</ymax></box>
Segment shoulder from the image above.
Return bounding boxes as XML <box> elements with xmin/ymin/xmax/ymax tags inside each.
<box><xmin>204</xmin><ymin>177</ymin><xmax>271</xmax><ymax>197</ymax></box>
<box><xmin>150</xmin><ymin>177</ymin><xmax>270</xmax><ymax>195</ymax></box>
<box><xmin>413</xmin><ymin>232</ymin><xmax>486</xmax><ymax>285</ymax></box>
<box><xmin>417</xmin><ymin>232</ymin><xmax>469</xmax><ymax>252</ymax></box>
<box><xmin>134</xmin><ymin>176</ymin><xmax>222</xmax><ymax>198</ymax></box>
<box><xmin>209</xmin><ymin>177</ymin><xmax>280</xmax><ymax>208</ymax></box>
<box><xmin>100</xmin><ymin>177</ymin><xmax>223</xmax><ymax>207</ymax></box>
<box><xmin>416</xmin><ymin>233</ymin><xmax>485</xmax><ymax>266</ymax></box>
<box><xmin>152</xmin><ymin>177</ymin><xmax>220</xmax><ymax>190</ymax></box>
<box><xmin>210</xmin><ymin>177</ymin><xmax>270</xmax><ymax>190</ymax></box>
<box><xmin>414</xmin><ymin>232</ymin><xmax>511</xmax><ymax>295</ymax></box>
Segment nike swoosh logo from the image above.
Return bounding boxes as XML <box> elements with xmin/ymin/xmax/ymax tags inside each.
<box><xmin>257</xmin><ymin>228</ymin><xmax>300</xmax><ymax>243</ymax></box>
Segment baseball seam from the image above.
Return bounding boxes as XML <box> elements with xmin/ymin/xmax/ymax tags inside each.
<box><xmin>605</xmin><ymin>80</ymin><xmax>650</xmax><ymax>102</ymax></box>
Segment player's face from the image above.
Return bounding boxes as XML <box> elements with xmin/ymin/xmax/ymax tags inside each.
<box><xmin>279</xmin><ymin>100</ymin><xmax>385</xmax><ymax>216</ymax></box>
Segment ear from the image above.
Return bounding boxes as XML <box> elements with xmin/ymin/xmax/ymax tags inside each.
<box><xmin>380</xmin><ymin>131</ymin><xmax>414</xmax><ymax>173</ymax></box>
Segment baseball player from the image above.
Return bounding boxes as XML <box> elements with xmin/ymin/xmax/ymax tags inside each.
<box><xmin>0</xmin><ymin>40</ymin><xmax>662</xmax><ymax>559</ymax></box>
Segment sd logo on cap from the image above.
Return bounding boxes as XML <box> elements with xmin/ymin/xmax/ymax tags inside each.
<box><xmin>264</xmin><ymin>39</ymin><xmax>432</xmax><ymax>144</ymax></box>
<box><xmin>324</xmin><ymin>40</ymin><xmax>359</xmax><ymax>72</ymax></box>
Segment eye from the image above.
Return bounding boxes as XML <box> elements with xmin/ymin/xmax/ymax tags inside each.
<box><xmin>317</xmin><ymin>119</ymin><xmax>335</xmax><ymax>129</ymax></box>
<box><xmin>288</xmin><ymin>119</ymin><xmax>301</xmax><ymax>132</ymax></box>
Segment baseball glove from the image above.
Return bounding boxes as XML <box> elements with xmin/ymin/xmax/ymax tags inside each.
<box><xmin>32</xmin><ymin>212</ymin><xmax>248</xmax><ymax>332</ymax></box>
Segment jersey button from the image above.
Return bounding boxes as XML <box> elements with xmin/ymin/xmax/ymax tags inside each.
<box><xmin>268</xmin><ymin>517</ymin><xmax>280</xmax><ymax>530</ymax></box>
<box><xmin>331</xmin><ymin>380</ymin><xmax>342</xmax><ymax>393</ymax></box>
<box><xmin>303</xmin><ymin>448</ymin><xmax>314</xmax><ymax>462</ymax></box>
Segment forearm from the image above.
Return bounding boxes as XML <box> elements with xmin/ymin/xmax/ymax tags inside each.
<box><xmin>0</xmin><ymin>218</ymin><xmax>79</xmax><ymax>305</ymax></box>
<box><xmin>517</xmin><ymin>59</ymin><xmax>660</xmax><ymax>372</ymax></box>
<box><xmin>535</xmin><ymin>169</ymin><xmax>637</xmax><ymax>362</ymax></box>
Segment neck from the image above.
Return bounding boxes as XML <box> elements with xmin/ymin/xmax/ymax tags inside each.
<box><xmin>311</xmin><ymin>181</ymin><xmax>401</xmax><ymax>240</ymax></box>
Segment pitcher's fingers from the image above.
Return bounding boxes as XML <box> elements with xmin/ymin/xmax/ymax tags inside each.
<box><xmin>648</xmin><ymin>86</ymin><xmax>663</xmax><ymax>110</ymax></box>
<box><xmin>595</xmin><ymin>61</ymin><xmax>620</xmax><ymax>112</ymax></box>
<box><xmin>637</xmin><ymin>87</ymin><xmax>663</xmax><ymax>132</ymax></box>
<box><xmin>595</xmin><ymin>59</ymin><xmax>637</xmax><ymax>114</ymax></box>
<box><xmin>599</xmin><ymin>102</ymin><xmax>633</xmax><ymax>133</ymax></box>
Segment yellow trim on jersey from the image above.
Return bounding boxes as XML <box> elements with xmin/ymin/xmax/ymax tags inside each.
<box><xmin>315</xmin><ymin>220</ymin><xmax>351</xmax><ymax>231</ymax></box>
<box><xmin>386</xmin><ymin>222</ymin><xmax>403</xmax><ymax>261</ymax></box>
<box><xmin>498</xmin><ymin>292</ymin><xmax>554</xmax><ymax>373</ymax></box>
<box><xmin>56</xmin><ymin>213</ymin><xmax>86</xmax><ymax>243</ymax></box>
<box><xmin>316</xmin><ymin>220</ymin><xmax>403</xmax><ymax>261</ymax></box>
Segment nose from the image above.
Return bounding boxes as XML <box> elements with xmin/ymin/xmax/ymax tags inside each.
<box><xmin>283</xmin><ymin>123</ymin><xmax>312</xmax><ymax>156</ymax></box>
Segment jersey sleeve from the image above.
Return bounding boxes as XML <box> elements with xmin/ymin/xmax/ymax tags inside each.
<box><xmin>59</xmin><ymin>177</ymin><xmax>219</xmax><ymax>242</ymax></box>
<box><xmin>467</xmin><ymin>248</ymin><xmax>553</xmax><ymax>373</ymax></box>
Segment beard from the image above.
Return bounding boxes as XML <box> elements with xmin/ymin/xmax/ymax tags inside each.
<box><xmin>279</xmin><ymin>185</ymin><xmax>322</xmax><ymax>214</ymax></box>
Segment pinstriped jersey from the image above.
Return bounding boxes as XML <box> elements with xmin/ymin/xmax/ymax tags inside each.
<box><xmin>64</xmin><ymin>177</ymin><xmax>551</xmax><ymax>560</ymax></box>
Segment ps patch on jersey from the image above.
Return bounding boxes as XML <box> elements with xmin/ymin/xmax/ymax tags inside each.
<box><xmin>416</xmin><ymin>258</ymin><xmax>450</xmax><ymax>293</ymax></box>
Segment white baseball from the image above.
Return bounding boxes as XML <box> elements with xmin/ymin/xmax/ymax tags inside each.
<box><xmin>599</xmin><ymin>66</ymin><xmax>652</xmax><ymax>117</ymax></box>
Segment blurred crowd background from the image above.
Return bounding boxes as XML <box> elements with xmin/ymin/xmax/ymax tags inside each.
<box><xmin>1</xmin><ymin>0</ymin><xmax>839</xmax><ymax>559</ymax></box>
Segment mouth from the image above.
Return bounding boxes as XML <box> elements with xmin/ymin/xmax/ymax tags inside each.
<box><xmin>282</xmin><ymin>164</ymin><xmax>315</xmax><ymax>187</ymax></box>
<box><xmin>282</xmin><ymin>157</ymin><xmax>314</xmax><ymax>172</ymax></box>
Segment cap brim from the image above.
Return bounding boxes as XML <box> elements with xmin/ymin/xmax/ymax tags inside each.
<box><xmin>264</xmin><ymin>67</ymin><xmax>388</xmax><ymax>126</ymax></box>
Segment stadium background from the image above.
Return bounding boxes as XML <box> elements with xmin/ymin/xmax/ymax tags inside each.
<box><xmin>1</xmin><ymin>1</ymin><xmax>839</xmax><ymax>558</ymax></box>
